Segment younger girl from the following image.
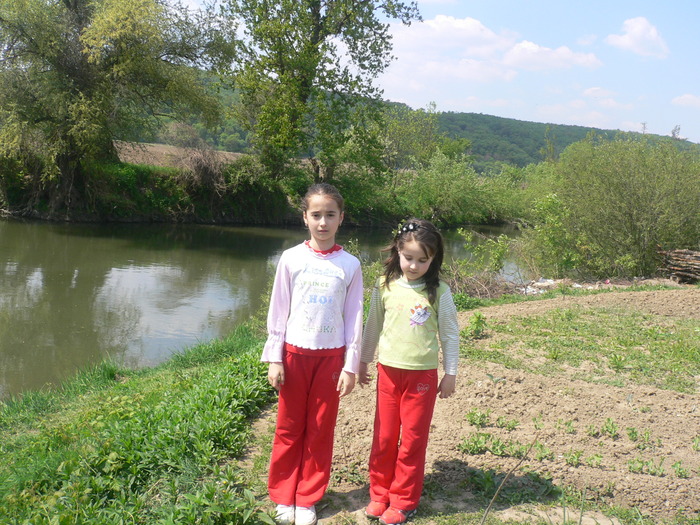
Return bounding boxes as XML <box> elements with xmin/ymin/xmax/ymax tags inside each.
<box><xmin>359</xmin><ymin>219</ymin><xmax>459</xmax><ymax>525</ymax></box>
<box><xmin>261</xmin><ymin>183</ymin><xmax>364</xmax><ymax>525</ymax></box>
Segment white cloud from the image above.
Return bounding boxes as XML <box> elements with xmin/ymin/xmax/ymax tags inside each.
<box><xmin>672</xmin><ymin>94</ymin><xmax>700</xmax><ymax>109</ymax></box>
<box><xmin>502</xmin><ymin>40</ymin><xmax>602</xmax><ymax>71</ymax></box>
<box><xmin>583</xmin><ymin>87</ymin><xmax>615</xmax><ymax>98</ymax></box>
<box><xmin>577</xmin><ymin>34</ymin><xmax>598</xmax><ymax>46</ymax></box>
<box><xmin>393</xmin><ymin>16</ymin><xmax>515</xmax><ymax>59</ymax></box>
<box><xmin>605</xmin><ymin>17</ymin><xmax>669</xmax><ymax>58</ymax></box>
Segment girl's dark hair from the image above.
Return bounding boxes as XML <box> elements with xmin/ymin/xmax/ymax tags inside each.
<box><xmin>301</xmin><ymin>183</ymin><xmax>344</xmax><ymax>212</ymax></box>
<box><xmin>382</xmin><ymin>218</ymin><xmax>445</xmax><ymax>304</ymax></box>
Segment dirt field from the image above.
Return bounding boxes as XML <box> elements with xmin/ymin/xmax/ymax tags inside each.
<box><xmin>253</xmin><ymin>284</ymin><xmax>700</xmax><ymax>524</ymax></box>
<box><xmin>115</xmin><ymin>141</ymin><xmax>243</xmax><ymax>168</ymax></box>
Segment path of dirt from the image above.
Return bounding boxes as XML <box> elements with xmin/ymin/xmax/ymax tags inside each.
<box><xmin>252</xmin><ymin>284</ymin><xmax>700</xmax><ymax>524</ymax></box>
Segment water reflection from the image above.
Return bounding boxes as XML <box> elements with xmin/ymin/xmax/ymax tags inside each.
<box><xmin>0</xmin><ymin>221</ymin><xmax>302</xmax><ymax>398</ymax></box>
<box><xmin>0</xmin><ymin>220</ymin><xmax>520</xmax><ymax>399</ymax></box>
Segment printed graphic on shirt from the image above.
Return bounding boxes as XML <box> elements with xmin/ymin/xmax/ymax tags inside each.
<box><xmin>299</xmin><ymin>263</ymin><xmax>345</xmax><ymax>335</ymax></box>
<box><xmin>409</xmin><ymin>303</ymin><xmax>431</xmax><ymax>326</ymax></box>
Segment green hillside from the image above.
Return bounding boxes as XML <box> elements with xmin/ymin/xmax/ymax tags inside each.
<box><xmin>439</xmin><ymin>112</ymin><xmax>611</xmax><ymax>169</ymax></box>
<box><xmin>437</xmin><ymin>111</ymin><xmax>699</xmax><ymax>171</ymax></box>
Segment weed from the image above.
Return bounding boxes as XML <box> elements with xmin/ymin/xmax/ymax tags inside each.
<box><xmin>463</xmin><ymin>312</ymin><xmax>488</xmax><ymax>339</ymax></box>
<box><xmin>331</xmin><ymin>462</ymin><xmax>366</xmax><ymax>486</ymax></box>
<box><xmin>693</xmin><ymin>436</ymin><xmax>700</xmax><ymax>452</ymax></box>
<box><xmin>627</xmin><ymin>427</ymin><xmax>638</xmax><ymax>442</ymax></box>
<box><xmin>609</xmin><ymin>353</ymin><xmax>626</xmax><ymax>371</ymax></box>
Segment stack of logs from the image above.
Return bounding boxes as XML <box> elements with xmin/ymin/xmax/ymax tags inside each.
<box><xmin>659</xmin><ymin>249</ymin><xmax>700</xmax><ymax>283</ymax></box>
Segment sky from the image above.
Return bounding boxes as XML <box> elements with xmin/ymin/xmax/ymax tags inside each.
<box><xmin>380</xmin><ymin>1</ymin><xmax>700</xmax><ymax>143</ymax></box>
<box><xmin>184</xmin><ymin>0</ymin><xmax>700</xmax><ymax>143</ymax></box>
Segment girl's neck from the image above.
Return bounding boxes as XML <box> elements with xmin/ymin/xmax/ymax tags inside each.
<box><xmin>306</xmin><ymin>239</ymin><xmax>340</xmax><ymax>254</ymax></box>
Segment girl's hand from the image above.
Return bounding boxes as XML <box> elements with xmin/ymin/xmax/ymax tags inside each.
<box><xmin>337</xmin><ymin>370</ymin><xmax>356</xmax><ymax>397</ymax></box>
<box><xmin>268</xmin><ymin>362</ymin><xmax>285</xmax><ymax>391</ymax></box>
<box><xmin>358</xmin><ymin>362</ymin><xmax>371</xmax><ymax>387</ymax></box>
<box><xmin>438</xmin><ymin>374</ymin><xmax>456</xmax><ymax>399</ymax></box>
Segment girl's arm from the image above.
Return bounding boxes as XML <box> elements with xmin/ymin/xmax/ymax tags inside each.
<box><xmin>261</xmin><ymin>253</ymin><xmax>292</xmax><ymax>363</ymax></box>
<box><xmin>359</xmin><ymin>283</ymin><xmax>384</xmax><ymax>386</ymax></box>
<box><xmin>342</xmin><ymin>260</ymin><xmax>364</xmax><ymax>375</ymax></box>
<box><xmin>437</xmin><ymin>286</ymin><xmax>459</xmax><ymax>398</ymax></box>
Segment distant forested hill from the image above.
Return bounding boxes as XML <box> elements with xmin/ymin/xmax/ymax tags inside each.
<box><xmin>439</xmin><ymin>112</ymin><xmax>611</xmax><ymax>169</ymax></box>
<box><xmin>437</xmin><ymin>112</ymin><xmax>699</xmax><ymax>171</ymax></box>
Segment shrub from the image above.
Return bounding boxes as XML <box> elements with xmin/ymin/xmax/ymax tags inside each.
<box><xmin>518</xmin><ymin>136</ymin><xmax>700</xmax><ymax>278</ymax></box>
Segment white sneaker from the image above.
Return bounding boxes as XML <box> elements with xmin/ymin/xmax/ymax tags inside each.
<box><xmin>295</xmin><ymin>505</ymin><xmax>317</xmax><ymax>525</ymax></box>
<box><xmin>275</xmin><ymin>504</ymin><xmax>295</xmax><ymax>524</ymax></box>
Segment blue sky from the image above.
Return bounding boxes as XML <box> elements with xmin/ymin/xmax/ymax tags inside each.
<box><xmin>381</xmin><ymin>1</ymin><xmax>700</xmax><ymax>142</ymax></box>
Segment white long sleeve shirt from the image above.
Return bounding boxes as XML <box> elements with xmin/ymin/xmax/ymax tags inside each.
<box><xmin>261</xmin><ymin>242</ymin><xmax>364</xmax><ymax>374</ymax></box>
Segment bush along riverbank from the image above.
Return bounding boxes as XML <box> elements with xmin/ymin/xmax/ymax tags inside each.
<box><xmin>0</xmin><ymin>325</ymin><xmax>277</xmax><ymax>524</ymax></box>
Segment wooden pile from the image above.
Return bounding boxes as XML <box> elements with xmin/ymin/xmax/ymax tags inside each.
<box><xmin>659</xmin><ymin>249</ymin><xmax>700</xmax><ymax>283</ymax></box>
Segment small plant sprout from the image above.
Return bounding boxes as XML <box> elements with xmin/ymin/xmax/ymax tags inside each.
<box><xmin>564</xmin><ymin>449</ymin><xmax>583</xmax><ymax>467</ymax></box>
<box><xmin>628</xmin><ymin>456</ymin><xmax>666</xmax><ymax>476</ymax></box>
<box><xmin>564</xmin><ymin>419</ymin><xmax>576</xmax><ymax>434</ymax></box>
<box><xmin>486</xmin><ymin>373</ymin><xmax>505</xmax><ymax>385</ymax></box>
<box><xmin>586</xmin><ymin>424</ymin><xmax>600</xmax><ymax>438</ymax></box>
<box><xmin>496</xmin><ymin>416</ymin><xmax>519</xmax><ymax>431</ymax></box>
<box><xmin>672</xmin><ymin>461</ymin><xmax>689</xmax><ymax>479</ymax></box>
<box><xmin>601</xmin><ymin>418</ymin><xmax>619</xmax><ymax>439</ymax></box>
<box><xmin>466</xmin><ymin>407</ymin><xmax>491</xmax><ymax>428</ymax></box>
<box><xmin>465</xmin><ymin>312</ymin><xmax>487</xmax><ymax>339</ymax></box>
<box><xmin>533</xmin><ymin>414</ymin><xmax>545</xmax><ymax>431</ymax></box>
<box><xmin>458</xmin><ymin>432</ymin><xmax>491</xmax><ymax>455</ymax></box>
<box><xmin>609</xmin><ymin>353</ymin><xmax>626</xmax><ymax>371</ymax></box>
<box><xmin>627</xmin><ymin>427</ymin><xmax>639</xmax><ymax>442</ymax></box>
<box><xmin>534</xmin><ymin>441</ymin><xmax>554</xmax><ymax>461</ymax></box>
<box><xmin>693</xmin><ymin>436</ymin><xmax>700</xmax><ymax>452</ymax></box>
<box><xmin>586</xmin><ymin>453</ymin><xmax>603</xmax><ymax>468</ymax></box>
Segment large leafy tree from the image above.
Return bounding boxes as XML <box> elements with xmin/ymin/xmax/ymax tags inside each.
<box><xmin>223</xmin><ymin>0</ymin><xmax>421</xmax><ymax>179</ymax></box>
<box><xmin>0</xmin><ymin>0</ymin><xmax>230</xmax><ymax>214</ymax></box>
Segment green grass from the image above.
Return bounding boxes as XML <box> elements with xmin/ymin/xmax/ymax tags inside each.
<box><xmin>0</xmin><ymin>324</ymin><xmax>276</xmax><ymax>524</ymax></box>
<box><xmin>2</xmin><ymin>285</ymin><xmax>699</xmax><ymax>525</ymax></box>
<box><xmin>463</xmin><ymin>303</ymin><xmax>700</xmax><ymax>393</ymax></box>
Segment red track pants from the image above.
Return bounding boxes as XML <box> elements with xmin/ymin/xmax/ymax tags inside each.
<box><xmin>368</xmin><ymin>364</ymin><xmax>438</xmax><ymax>511</ymax></box>
<box><xmin>268</xmin><ymin>345</ymin><xmax>344</xmax><ymax>507</ymax></box>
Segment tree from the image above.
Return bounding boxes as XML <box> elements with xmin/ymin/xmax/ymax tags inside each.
<box><xmin>0</xmin><ymin>0</ymin><xmax>229</xmax><ymax>214</ymax></box>
<box><xmin>553</xmin><ymin>137</ymin><xmax>700</xmax><ymax>277</ymax></box>
<box><xmin>222</xmin><ymin>0</ymin><xmax>421</xmax><ymax>179</ymax></box>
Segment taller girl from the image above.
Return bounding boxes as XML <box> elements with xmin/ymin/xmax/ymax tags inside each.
<box><xmin>359</xmin><ymin>219</ymin><xmax>459</xmax><ymax>525</ymax></box>
<box><xmin>261</xmin><ymin>183</ymin><xmax>364</xmax><ymax>525</ymax></box>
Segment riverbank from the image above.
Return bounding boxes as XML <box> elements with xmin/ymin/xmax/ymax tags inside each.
<box><xmin>1</xmin><ymin>282</ymin><xmax>698</xmax><ymax>523</ymax></box>
<box><xmin>0</xmin><ymin>324</ymin><xmax>276</xmax><ymax>523</ymax></box>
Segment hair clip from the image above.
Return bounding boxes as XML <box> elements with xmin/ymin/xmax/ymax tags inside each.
<box><xmin>397</xmin><ymin>222</ymin><xmax>420</xmax><ymax>237</ymax></box>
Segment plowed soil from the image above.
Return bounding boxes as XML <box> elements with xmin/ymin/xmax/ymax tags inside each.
<box><xmin>254</xmin><ymin>284</ymin><xmax>700</xmax><ymax>524</ymax></box>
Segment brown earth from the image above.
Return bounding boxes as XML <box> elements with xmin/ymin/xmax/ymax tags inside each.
<box><xmin>252</xmin><ymin>283</ymin><xmax>700</xmax><ymax>524</ymax></box>
<box><xmin>115</xmin><ymin>141</ymin><xmax>243</xmax><ymax>168</ymax></box>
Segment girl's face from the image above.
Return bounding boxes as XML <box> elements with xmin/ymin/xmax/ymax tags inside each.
<box><xmin>399</xmin><ymin>239</ymin><xmax>434</xmax><ymax>281</ymax></box>
<box><xmin>303</xmin><ymin>194</ymin><xmax>343</xmax><ymax>251</ymax></box>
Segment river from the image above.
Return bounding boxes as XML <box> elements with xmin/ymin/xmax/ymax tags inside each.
<box><xmin>0</xmin><ymin>219</ymin><xmax>520</xmax><ymax>399</ymax></box>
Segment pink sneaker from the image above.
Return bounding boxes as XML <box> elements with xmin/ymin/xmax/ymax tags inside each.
<box><xmin>365</xmin><ymin>501</ymin><xmax>389</xmax><ymax>519</ymax></box>
<box><xmin>379</xmin><ymin>507</ymin><xmax>417</xmax><ymax>525</ymax></box>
